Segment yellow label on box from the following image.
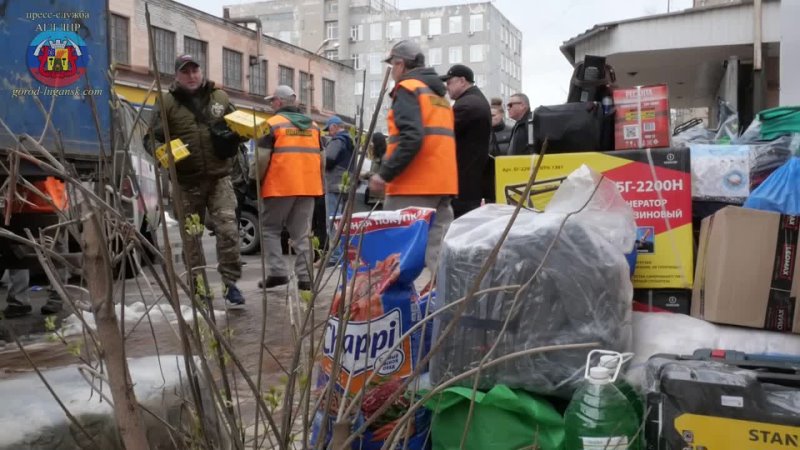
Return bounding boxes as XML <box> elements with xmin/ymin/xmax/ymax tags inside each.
<box><xmin>674</xmin><ymin>414</ymin><xmax>800</xmax><ymax>449</ymax></box>
<box><xmin>224</xmin><ymin>110</ymin><xmax>270</xmax><ymax>139</ymax></box>
<box><xmin>495</xmin><ymin>149</ymin><xmax>693</xmax><ymax>289</ymax></box>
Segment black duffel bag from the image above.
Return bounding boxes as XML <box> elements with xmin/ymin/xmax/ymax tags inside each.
<box><xmin>533</xmin><ymin>102</ymin><xmax>614</xmax><ymax>154</ymax></box>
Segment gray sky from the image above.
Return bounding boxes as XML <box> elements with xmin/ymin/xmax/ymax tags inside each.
<box><xmin>180</xmin><ymin>0</ymin><xmax>693</xmax><ymax>106</ymax></box>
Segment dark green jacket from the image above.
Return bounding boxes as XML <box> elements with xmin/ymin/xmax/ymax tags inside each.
<box><xmin>149</xmin><ymin>81</ymin><xmax>235</xmax><ymax>185</ymax></box>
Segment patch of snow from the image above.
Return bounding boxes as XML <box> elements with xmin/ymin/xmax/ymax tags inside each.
<box><xmin>59</xmin><ymin>301</ymin><xmax>224</xmax><ymax>337</ymax></box>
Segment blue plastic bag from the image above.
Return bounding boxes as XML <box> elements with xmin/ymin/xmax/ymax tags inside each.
<box><xmin>744</xmin><ymin>157</ymin><xmax>800</xmax><ymax>215</ymax></box>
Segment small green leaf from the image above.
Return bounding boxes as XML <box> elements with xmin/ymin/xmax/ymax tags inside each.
<box><xmin>299</xmin><ymin>290</ymin><xmax>313</xmax><ymax>304</ymax></box>
<box><xmin>44</xmin><ymin>315</ymin><xmax>57</xmax><ymax>332</ymax></box>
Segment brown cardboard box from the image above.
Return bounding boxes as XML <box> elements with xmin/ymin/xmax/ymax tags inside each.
<box><xmin>692</xmin><ymin>206</ymin><xmax>800</xmax><ymax>333</ymax></box>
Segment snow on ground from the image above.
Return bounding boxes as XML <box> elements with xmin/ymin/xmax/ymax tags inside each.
<box><xmin>59</xmin><ymin>301</ymin><xmax>224</xmax><ymax>337</ymax></box>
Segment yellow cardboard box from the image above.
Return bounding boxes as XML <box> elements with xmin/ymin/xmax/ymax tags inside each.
<box><xmin>155</xmin><ymin>138</ymin><xmax>189</xmax><ymax>168</ymax></box>
<box><xmin>495</xmin><ymin>148</ymin><xmax>693</xmax><ymax>289</ymax></box>
<box><xmin>224</xmin><ymin>110</ymin><xmax>270</xmax><ymax>139</ymax></box>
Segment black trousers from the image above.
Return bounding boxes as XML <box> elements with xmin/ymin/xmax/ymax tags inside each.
<box><xmin>452</xmin><ymin>197</ymin><xmax>482</xmax><ymax>219</ymax></box>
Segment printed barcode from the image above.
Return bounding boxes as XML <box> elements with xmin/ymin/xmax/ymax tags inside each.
<box><xmin>623</xmin><ymin>124</ymin><xmax>640</xmax><ymax>140</ymax></box>
<box><xmin>643</xmin><ymin>122</ymin><xmax>656</xmax><ymax>132</ymax></box>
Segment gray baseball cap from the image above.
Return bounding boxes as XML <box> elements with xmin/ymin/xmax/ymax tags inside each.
<box><xmin>265</xmin><ymin>85</ymin><xmax>296</xmax><ymax>102</ymax></box>
<box><xmin>383</xmin><ymin>40</ymin><xmax>424</xmax><ymax>63</ymax></box>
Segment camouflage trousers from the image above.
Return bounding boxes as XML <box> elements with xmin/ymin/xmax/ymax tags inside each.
<box><xmin>177</xmin><ymin>176</ymin><xmax>241</xmax><ymax>286</ymax></box>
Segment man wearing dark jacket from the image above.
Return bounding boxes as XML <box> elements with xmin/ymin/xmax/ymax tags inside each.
<box><xmin>149</xmin><ymin>54</ymin><xmax>245</xmax><ymax>306</ymax></box>
<box><xmin>368</xmin><ymin>40</ymin><xmax>458</xmax><ymax>273</ymax></box>
<box><xmin>507</xmin><ymin>93</ymin><xmax>534</xmax><ymax>155</ymax></box>
<box><xmin>322</xmin><ymin>115</ymin><xmax>354</xmax><ymax>265</ymax></box>
<box><xmin>490</xmin><ymin>100</ymin><xmax>513</xmax><ymax>156</ymax></box>
<box><xmin>441</xmin><ymin>64</ymin><xmax>491</xmax><ymax>218</ymax></box>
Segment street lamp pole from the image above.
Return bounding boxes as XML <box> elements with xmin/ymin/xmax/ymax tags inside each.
<box><xmin>308</xmin><ymin>38</ymin><xmax>338</xmax><ymax>115</ymax></box>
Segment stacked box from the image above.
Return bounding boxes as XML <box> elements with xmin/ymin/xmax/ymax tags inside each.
<box><xmin>495</xmin><ymin>148</ymin><xmax>693</xmax><ymax>290</ymax></box>
<box><xmin>613</xmin><ymin>84</ymin><xmax>670</xmax><ymax>150</ymax></box>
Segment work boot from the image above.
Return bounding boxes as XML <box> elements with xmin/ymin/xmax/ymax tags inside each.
<box><xmin>224</xmin><ymin>284</ymin><xmax>246</xmax><ymax>308</ymax></box>
<box><xmin>297</xmin><ymin>280</ymin><xmax>313</xmax><ymax>291</ymax></box>
<box><xmin>258</xmin><ymin>276</ymin><xmax>289</xmax><ymax>289</ymax></box>
<box><xmin>3</xmin><ymin>303</ymin><xmax>32</xmax><ymax>319</ymax></box>
<box><xmin>40</xmin><ymin>301</ymin><xmax>63</xmax><ymax>315</ymax></box>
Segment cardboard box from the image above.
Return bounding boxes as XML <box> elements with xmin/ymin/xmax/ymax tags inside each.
<box><xmin>692</xmin><ymin>206</ymin><xmax>800</xmax><ymax>333</ymax></box>
<box><xmin>495</xmin><ymin>148</ymin><xmax>693</xmax><ymax>289</ymax></box>
<box><xmin>155</xmin><ymin>138</ymin><xmax>189</xmax><ymax>168</ymax></box>
<box><xmin>633</xmin><ymin>289</ymin><xmax>691</xmax><ymax>314</ymax></box>
<box><xmin>689</xmin><ymin>144</ymin><xmax>750</xmax><ymax>202</ymax></box>
<box><xmin>224</xmin><ymin>110</ymin><xmax>270</xmax><ymax>139</ymax></box>
<box><xmin>613</xmin><ymin>84</ymin><xmax>670</xmax><ymax>150</ymax></box>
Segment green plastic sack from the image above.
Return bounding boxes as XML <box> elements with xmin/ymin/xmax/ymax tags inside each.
<box><xmin>426</xmin><ymin>385</ymin><xmax>564</xmax><ymax>450</ymax></box>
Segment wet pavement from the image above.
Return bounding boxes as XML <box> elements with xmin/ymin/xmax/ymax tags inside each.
<box><xmin>0</xmin><ymin>223</ymin><xmax>339</xmax><ymax>393</ymax></box>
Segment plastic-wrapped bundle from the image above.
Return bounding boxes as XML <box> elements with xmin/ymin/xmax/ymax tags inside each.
<box><xmin>430</xmin><ymin>200</ymin><xmax>633</xmax><ymax>398</ymax></box>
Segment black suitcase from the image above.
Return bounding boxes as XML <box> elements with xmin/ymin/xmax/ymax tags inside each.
<box><xmin>533</xmin><ymin>102</ymin><xmax>613</xmax><ymax>153</ymax></box>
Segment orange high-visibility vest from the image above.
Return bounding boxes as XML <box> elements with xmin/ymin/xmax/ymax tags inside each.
<box><xmin>261</xmin><ymin>114</ymin><xmax>323</xmax><ymax>198</ymax></box>
<box><xmin>385</xmin><ymin>78</ymin><xmax>458</xmax><ymax>196</ymax></box>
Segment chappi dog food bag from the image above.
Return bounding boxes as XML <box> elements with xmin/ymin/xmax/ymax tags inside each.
<box><xmin>312</xmin><ymin>207</ymin><xmax>435</xmax><ymax>450</ymax></box>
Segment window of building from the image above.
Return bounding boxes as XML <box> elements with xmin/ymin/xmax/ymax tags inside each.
<box><xmin>448</xmin><ymin>46</ymin><xmax>462</xmax><ymax>64</ymax></box>
<box><xmin>448</xmin><ymin>16</ymin><xmax>462</xmax><ymax>34</ymax></box>
<box><xmin>151</xmin><ymin>26</ymin><xmax>175</xmax><ymax>74</ymax></box>
<box><xmin>469</xmin><ymin>44</ymin><xmax>484</xmax><ymax>63</ymax></box>
<box><xmin>250</xmin><ymin>59</ymin><xmax>267</xmax><ymax>96</ymax></box>
<box><xmin>470</xmin><ymin>14</ymin><xmax>483</xmax><ymax>33</ymax></box>
<box><xmin>369</xmin><ymin>52</ymin><xmax>383</xmax><ymax>75</ymax></box>
<box><xmin>110</xmin><ymin>14</ymin><xmax>129</xmax><ymax>65</ymax></box>
<box><xmin>354</xmin><ymin>80</ymin><xmax>364</xmax><ymax>96</ymax></box>
<box><xmin>223</xmin><ymin>48</ymin><xmax>243</xmax><ymax>90</ymax></box>
<box><xmin>324</xmin><ymin>49</ymin><xmax>339</xmax><ymax>60</ymax></box>
<box><xmin>428</xmin><ymin>47</ymin><xmax>442</xmax><ymax>66</ymax></box>
<box><xmin>387</xmin><ymin>21</ymin><xmax>401</xmax><ymax>40</ymax></box>
<box><xmin>300</xmin><ymin>71</ymin><xmax>313</xmax><ymax>106</ymax></box>
<box><xmin>408</xmin><ymin>19</ymin><xmax>421</xmax><ymax>37</ymax></box>
<box><xmin>351</xmin><ymin>53</ymin><xmax>364</xmax><ymax>70</ymax></box>
<box><xmin>370</xmin><ymin>80</ymin><xmax>381</xmax><ymax>99</ymax></box>
<box><xmin>325</xmin><ymin>21</ymin><xmax>339</xmax><ymax>40</ymax></box>
<box><xmin>279</xmin><ymin>65</ymin><xmax>294</xmax><ymax>88</ymax></box>
<box><xmin>183</xmin><ymin>37</ymin><xmax>207</xmax><ymax>74</ymax></box>
<box><xmin>325</xmin><ymin>0</ymin><xmax>338</xmax><ymax>14</ymax></box>
<box><xmin>350</xmin><ymin>24</ymin><xmax>364</xmax><ymax>41</ymax></box>
<box><xmin>370</xmin><ymin>22</ymin><xmax>382</xmax><ymax>41</ymax></box>
<box><xmin>322</xmin><ymin>78</ymin><xmax>335</xmax><ymax>111</ymax></box>
<box><xmin>428</xmin><ymin>17</ymin><xmax>441</xmax><ymax>36</ymax></box>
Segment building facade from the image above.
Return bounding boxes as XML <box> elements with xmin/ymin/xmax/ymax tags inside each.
<box><xmin>225</xmin><ymin>0</ymin><xmax>522</xmax><ymax>132</ymax></box>
<box><xmin>560</xmin><ymin>0</ymin><xmax>793</xmax><ymax>129</ymax></box>
<box><xmin>108</xmin><ymin>0</ymin><xmax>356</xmax><ymax>122</ymax></box>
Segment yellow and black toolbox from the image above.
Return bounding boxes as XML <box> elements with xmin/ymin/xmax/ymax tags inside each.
<box><xmin>645</xmin><ymin>350</ymin><xmax>800</xmax><ymax>450</ymax></box>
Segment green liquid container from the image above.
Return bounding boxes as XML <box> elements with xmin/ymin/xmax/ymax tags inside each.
<box><xmin>564</xmin><ymin>366</ymin><xmax>640</xmax><ymax>450</ymax></box>
<box><xmin>599</xmin><ymin>355</ymin><xmax>645</xmax><ymax>424</ymax></box>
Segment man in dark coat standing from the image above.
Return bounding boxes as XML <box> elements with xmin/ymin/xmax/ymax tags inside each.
<box><xmin>507</xmin><ymin>93</ymin><xmax>534</xmax><ymax>155</ymax></box>
<box><xmin>441</xmin><ymin>64</ymin><xmax>492</xmax><ymax>218</ymax></box>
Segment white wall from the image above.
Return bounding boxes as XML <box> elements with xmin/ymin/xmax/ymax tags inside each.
<box><xmin>780</xmin><ymin>0</ymin><xmax>800</xmax><ymax>105</ymax></box>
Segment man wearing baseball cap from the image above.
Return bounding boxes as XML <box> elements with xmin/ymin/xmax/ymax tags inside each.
<box><xmin>368</xmin><ymin>40</ymin><xmax>458</xmax><ymax>274</ymax></box>
<box><xmin>253</xmin><ymin>85</ymin><xmax>323</xmax><ymax>291</ymax></box>
<box><xmin>440</xmin><ymin>64</ymin><xmax>491</xmax><ymax>218</ymax></box>
<box><xmin>321</xmin><ymin>115</ymin><xmax>354</xmax><ymax>265</ymax></box>
<box><xmin>149</xmin><ymin>53</ymin><xmax>246</xmax><ymax>307</ymax></box>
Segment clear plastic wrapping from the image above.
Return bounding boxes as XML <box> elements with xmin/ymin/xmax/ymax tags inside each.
<box><xmin>430</xmin><ymin>167</ymin><xmax>635</xmax><ymax>398</ymax></box>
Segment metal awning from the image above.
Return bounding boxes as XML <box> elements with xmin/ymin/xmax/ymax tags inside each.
<box><xmin>560</xmin><ymin>0</ymin><xmax>781</xmax><ymax>110</ymax></box>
